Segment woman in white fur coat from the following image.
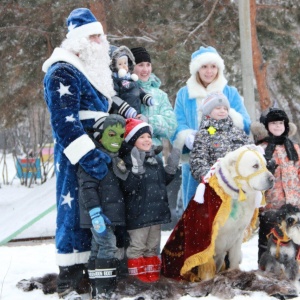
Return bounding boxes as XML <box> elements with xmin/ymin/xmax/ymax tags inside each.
<box><xmin>172</xmin><ymin>46</ymin><xmax>251</xmax><ymax>209</ymax></box>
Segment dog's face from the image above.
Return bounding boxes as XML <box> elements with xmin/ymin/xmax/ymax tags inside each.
<box><xmin>277</xmin><ymin>204</ymin><xmax>300</xmax><ymax>244</ymax></box>
<box><xmin>225</xmin><ymin>146</ymin><xmax>275</xmax><ymax>192</ymax></box>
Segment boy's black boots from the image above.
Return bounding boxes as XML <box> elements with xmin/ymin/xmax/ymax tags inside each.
<box><xmin>94</xmin><ymin>258</ymin><xmax>119</xmax><ymax>298</ymax></box>
<box><xmin>87</xmin><ymin>259</ymin><xmax>96</xmax><ymax>299</ymax></box>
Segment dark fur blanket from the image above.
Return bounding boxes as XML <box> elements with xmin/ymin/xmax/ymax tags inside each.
<box><xmin>17</xmin><ymin>269</ymin><xmax>298</xmax><ymax>300</ymax></box>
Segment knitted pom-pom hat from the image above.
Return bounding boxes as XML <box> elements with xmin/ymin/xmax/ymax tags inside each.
<box><xmin>202</xmin><ymin>92</ymin><xmax>230</xmax><ymax>116</ymax></box>
<box><xmin>189</xmin><ymin>46</ymin><xmax>224</xmax><ymax>76</ymax></box>
<box><xmin>66</xmin><ymin>8</ymin><xmax>104</xmax><ymax>39</ymax></box>
<box><xmin>124</xmin><ymin>118</ymin><xmax>152</xmax><ymax>146</ymax></box>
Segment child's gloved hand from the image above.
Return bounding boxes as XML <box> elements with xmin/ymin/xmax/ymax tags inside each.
<box><xmin>143</xmin><ymin>94</ymin><xmax>155</xmax><ymax>107</ymax></box>
<box><xmin>165</xmin><ymin>147</ymin><xmax>181</xmax><ymax>175</ymax></box>
<box><xmin>89</xmin><ymin>207</ymin><xmax>111</xmax><ymax>236</ymax></box>
<box><xmin>125</xmin><ymin>107</ymin><xmax>137</xmax><ymax>119</ymax></box>
<box><xmin>131</xmin><ymin>146</ymin><xmax>146</xmax><ymax>174</ymax></box>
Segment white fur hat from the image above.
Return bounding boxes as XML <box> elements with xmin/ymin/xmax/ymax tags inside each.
<box><xmin>189</xmin><ymin>46</ymin><xmax>225</xmax><ymax>76</ymax></box>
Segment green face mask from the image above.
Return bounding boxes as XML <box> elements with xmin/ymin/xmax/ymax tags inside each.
<box><xmin>100</xmin><ymin>123</ymin><xmax>125</xmax><ymax>153</ymax></box>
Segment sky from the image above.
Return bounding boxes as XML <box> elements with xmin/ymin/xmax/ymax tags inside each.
<box><xmin>0</xmin><ymin>154</ymin><xmax>300</xmax><ymax>300</ymax></box>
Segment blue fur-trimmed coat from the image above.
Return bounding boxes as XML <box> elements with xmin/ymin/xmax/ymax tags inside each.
<box><xmin>43</xmin><ymin>47</ymin><xmax>112</xmax><ymax>266</ymax></box>
<box><xmin>171</xmin><ymin>63</ymin><xmax>251</xmax><ymax>209</ymax></box>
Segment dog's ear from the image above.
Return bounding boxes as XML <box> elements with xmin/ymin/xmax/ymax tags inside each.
<box><xmin>223</xmin><ymin>152</ymin><xmax>237</xmax><ymax>170</ymax></box>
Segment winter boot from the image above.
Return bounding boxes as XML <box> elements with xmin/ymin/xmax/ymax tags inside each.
<box><xmin>87</xmin><ymin>259</ymin><xmax>96</xmax><ymax>299</ymax></box>
<box><xmin>57</xmin><ymin>265</ymin><xmax>84</xmax><ymax>299</ymax></box>
<box><xmin>94</xmin><ymin>258</ymin><xmax>118</xmax><ymax>298</ymax></box>
<box><xmin>144</xmin><ymin>256</ymin><xmax>161</xmax><ymax>282</ymax></box>
<box><xmin>127</xmin><ymin>257</ymin><xmax>151</xmax><ymax>283</ymax></box>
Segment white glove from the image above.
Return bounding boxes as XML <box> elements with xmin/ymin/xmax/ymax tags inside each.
<box><xmin>184</xmin><ymin>130</ymin><xmax>197</xmax><ymax>150</ymax></box>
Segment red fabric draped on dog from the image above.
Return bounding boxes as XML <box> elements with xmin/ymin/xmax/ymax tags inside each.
<box><xmin>161</xmin><ymin>175</ymin><xmax>232</xmax><ymax>281</ymax></box>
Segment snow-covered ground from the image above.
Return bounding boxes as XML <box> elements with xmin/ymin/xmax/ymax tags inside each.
<box><xmin>0</xmin><ymin>154</ymin><xmax>299</xmax><ymax>299</ymax></box>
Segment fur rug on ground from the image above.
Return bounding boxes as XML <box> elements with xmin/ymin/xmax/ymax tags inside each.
<box><xmin>17</xmin><ymin>269</ymin><xmax>299</xmax><ymax>300</ymax></box>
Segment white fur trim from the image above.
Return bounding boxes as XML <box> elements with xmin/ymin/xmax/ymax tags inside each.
<box><xmin>194</xmin><ymin>183</ymin><xmax>205</xmax><ymax>204</ymax></box>
<box><xmin>66</xmin><ymin>22</ymin><xmax>104</xmax><ymax>39</ymax></box>
<box><xmin>56</xmin><ymin>250</ymin><xmax>90</xmax><ymax>266</ymax></box>
<box><xmin>189</xmin><ymin>52</ymin><xmax>225</xmax><ymax>76</ymax></box>
<box><xmin>186</xmin><ymin>73</ymin><xmax>228</xmax><ymax>99</ymax></box>
<box><xmin>173</xmin><ymin>129</ymin><xmax>195</xmax><ymax>151</ymax></box>
<box><xmin>79</xmin><ymin>111</ymin><xmax>109</xmax><ymax>121</ymax></box>
<box><xmin>64</xmin><ymin>134</ymin><xmax>95</xmax><ymax>165</ymax></box>
<box><xmin>42</xmin><ymin>47</ymin><xmax>113</xmax><ymax>106</ymax></box>
<box><xmin>229</xmin><ymin>108</ymin><xmax>244</xmax><ymax>130</ymax></box>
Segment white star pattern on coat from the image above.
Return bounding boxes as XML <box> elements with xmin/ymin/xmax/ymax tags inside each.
<box><xmin>68</xmin><ymin>22</ymin><xmax>76</xmax><ymax>31</ymax></box>
<box><xmin>65</xmin><ymin>114</ymin><xmax>76</xmax><ymax>122</ymax></box>
<box><xmin>56</xmin><ymin>162</ymin><xmax>60</xmax><ymax>172</ymax></box>
<box><xmin>57</xmin><ymin>82</ymin><xmax>72</xmax><ymax>98</ymax></box>
<box><xmin>61</xmin><ymin>192</ymin><xmax>74</xmax><ymax>208</ymax></box>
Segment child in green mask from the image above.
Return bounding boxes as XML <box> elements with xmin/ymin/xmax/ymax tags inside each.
<box><xmin>77</xmin><ymin>114</ymin><xmax>128</xmax><ymax>299</ymax></box>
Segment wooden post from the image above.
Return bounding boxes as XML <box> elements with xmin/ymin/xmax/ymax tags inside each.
<box><xmin>238</xmin><ymin>0</ymin><xmax>256</xmax><ymax>122</ymax></box>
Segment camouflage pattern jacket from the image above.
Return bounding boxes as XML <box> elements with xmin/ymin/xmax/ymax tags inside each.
<box><xmin>190</xmin><ymin>116</ymin><xmax>252</xmax><ymax>181</ymax></box>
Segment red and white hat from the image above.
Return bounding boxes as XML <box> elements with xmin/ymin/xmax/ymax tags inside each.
<box><xmin>124</xmin><ymin>118</ymin><xmax>152</xmax><ymax>145</ymax></box>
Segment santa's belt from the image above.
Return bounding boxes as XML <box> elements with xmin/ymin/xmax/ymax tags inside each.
<box><xmin>79</xmin><ymin>110</ymin><xmax>109</xmax><ymax>121</ymax></box>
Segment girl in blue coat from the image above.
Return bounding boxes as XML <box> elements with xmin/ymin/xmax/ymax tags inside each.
<box><xmin>172</xmin><ymin>46</ymin><xmax>251</xmax><ymax>209</ymax></box>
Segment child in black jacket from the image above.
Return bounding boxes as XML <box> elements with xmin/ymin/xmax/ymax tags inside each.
<box><xmin>120</xmin><ymin>118</ymin><xmax>180</xmax><ymax>283</ymax></box>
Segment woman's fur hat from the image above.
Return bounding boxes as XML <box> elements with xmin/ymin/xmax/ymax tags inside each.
<box><xmin>251</xmin><ymin>108</ymin><xmax>297</xmax><ymax>141</ymax></box>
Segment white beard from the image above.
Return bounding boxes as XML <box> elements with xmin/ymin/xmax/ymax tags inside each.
<box><xmin>61</xmin><ymin>35</ymin><xmax>115</xmax><ymax>98</ymax></box>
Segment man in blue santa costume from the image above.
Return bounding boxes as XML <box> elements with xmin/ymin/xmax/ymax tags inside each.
<box><xmin>42</xmin><ymin>8</ymin><xmax>129</xmax><ymax>299</ymax></box>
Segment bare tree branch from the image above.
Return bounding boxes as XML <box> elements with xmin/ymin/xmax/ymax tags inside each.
<box><xmin>183</xmin><ymin>0</ymin><xmax>219</xmax><ymax>45</ymax></box>
<box><xmin>107</xmin><ymin>34</ymin><xmax>156</xmax><ymax>43</ymax></box>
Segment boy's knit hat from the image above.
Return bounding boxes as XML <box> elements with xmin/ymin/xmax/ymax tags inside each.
<box><xmin>264</xmin><ymin>108</ymin><xmax>289</xmax><ymax>136</ymax></box>
<box><xmin>202</xmin><ymin>92</ymin><xmax>230</xmax><ymax>116</ymax></box>
<box><xmin>66</xmin><ymin>8</ymin><xmax>104</xmax><ymax>39</ymax></box>
<box><xmin>189</xmin><ymin>46</ymin><xmax>224</xmax><ymax>76</ymax></box>
<box><xmin>130</xmin><ymin>47</ymin><xmax>151</xmax><ymax>64</ymax></box>
<box><xmin>93</xmin><ymin>114</ymin><xmax>125</xmax><ymax>140</ymax></box>
<box><xmin>124</xmin><ymin>118</ymin><xmax>152</xmax><ymax>146</ymax></box>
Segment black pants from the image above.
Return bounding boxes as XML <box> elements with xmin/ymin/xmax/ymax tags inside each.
<box><xmin>258</xmin><ymin>210</ymin><xmax>277</xmax><ymax>262</ymax></box>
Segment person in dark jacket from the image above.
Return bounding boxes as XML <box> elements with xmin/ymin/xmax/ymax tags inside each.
<box><xmin>77</xmin><ymin>114</ymin><xmax>128</xmax><ymax>299</ymax></box>
<box><xmin>120</xmin><ymin>118</ymin><xmax>180</xmax><ymax>283</ymax></box>
<box><xmin>110</xmin><ymin>46</ymin><xmax>154</xmax><ymax>115</ymax></box>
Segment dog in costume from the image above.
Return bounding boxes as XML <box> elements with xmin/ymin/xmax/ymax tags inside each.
<box><xmin>161</xmin><ymin>145</ymin><xmax>274</xmax><ymax>282</ymax></box>
<box><xmin>259</xmin><ymin>203</ymin><xmax>300</xmax><ymax>281</ymax></box>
